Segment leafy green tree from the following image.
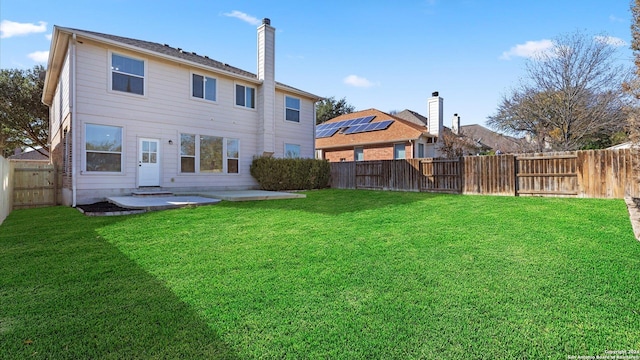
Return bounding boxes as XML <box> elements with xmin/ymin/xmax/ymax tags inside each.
<box><xmin>315</xmin><ymin>96</ymin><xmax>355</xmax><ymax>125</ymax></box>
<box><xmin>0</xmin><ymin>65</ymin><xmax>49</xmax><ymax>157</ymax></box>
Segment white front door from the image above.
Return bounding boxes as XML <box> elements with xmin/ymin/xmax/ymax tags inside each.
<box><xmin>138</xmin><ymin>138</ymin><xmax>160</xmax><ymax>186</ymax></box>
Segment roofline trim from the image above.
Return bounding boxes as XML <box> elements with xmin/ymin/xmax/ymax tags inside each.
<box><xmin>316</xmin><ymin>135</ymin><xmax>436</xmax><ymax>150</ymax></box>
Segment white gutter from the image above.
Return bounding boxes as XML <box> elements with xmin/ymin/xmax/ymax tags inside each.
<box><xmin>71</xmin><ymin>33</ymin><xmax>77</xmax><ymax>207</ymax></box>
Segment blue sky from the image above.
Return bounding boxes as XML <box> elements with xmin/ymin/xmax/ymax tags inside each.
<box><xmin>0</xmin><ymin>0</ymin><xmax>633</xmax><ymax>127</ymax></box>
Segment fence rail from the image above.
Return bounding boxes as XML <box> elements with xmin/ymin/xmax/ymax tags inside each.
<box><xmin>329</xmin><ymin>149</ymin><xmax>639</xmax><ymax>199</ymax></box>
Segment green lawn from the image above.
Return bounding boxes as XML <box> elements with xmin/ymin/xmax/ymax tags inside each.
<box><xmin>1</xmin><ymin>189</ymin><xmax>639</xmax><ymax>359</ymax></box>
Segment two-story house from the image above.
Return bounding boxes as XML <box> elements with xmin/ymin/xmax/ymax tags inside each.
<box><xmin>42</xmin><ymin>19</ymin><xmax>321</xmax><ymax>206</ymax></box>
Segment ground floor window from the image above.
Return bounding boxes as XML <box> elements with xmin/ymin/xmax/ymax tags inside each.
<box><xmin>180</xmin><ymin>133</ymin><xmax>239</xmax><ymax>174</ymax></box>
<box><xmin>418</xmin><ymin>143</ymin><xmax>425</xmax><ymax>158</ymax></box>
<box><xmin>285</xmin><ymin>143</ymin><xmax>301</xmax><ymax>158</ymax></box>
<box><xmin>394</xmin><ymin>143</ymin><xmax>406</xmax><ymax>160</ymax></box>
<box><xmin>85</xmin><ymin>124</ymin><xmax>122</xmax><ymax>172</ymax></box>
<box><xmin>355</xmin><ymin>147</ymin><xmax>364</xmax><ymax>161</ymax></box>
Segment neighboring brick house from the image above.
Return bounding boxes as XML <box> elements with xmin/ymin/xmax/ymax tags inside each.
<box><xmin>316</xmin><ymin>92</ymin><xmax>445</xmax><ymax>162</ymax></box>
<box><xmin>315</xmin><ymin>108</ymin><xmax>438</xmax><ymax>162</ymax></box>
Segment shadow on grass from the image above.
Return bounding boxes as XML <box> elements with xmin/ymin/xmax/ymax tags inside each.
<box><xmin>222</xmin><ymin>188</ymin><xmax>444</xmax><ymax>215</ymax></box>
<box><xmin>0</xmin><ymin>206</ymin><xmax>238</xmax><ymax>359</ymax></box>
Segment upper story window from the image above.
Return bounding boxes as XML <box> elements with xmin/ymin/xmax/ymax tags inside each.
<box><xmin>418</xmin><ymin>143</ymin><xmax>425</xmax><ymax>158</ymax></box>
<box><xmin>285</xmin><ymin>96</ymin><xmax>300</xmax><ymax>122</ymax></box>
<box><xmin>354</xmin><ymin>147</ymin><xmax>364</xmax><ymax>161</ymax></box>
<box><xmin>192</xmin><ymin>74</ymin><xmax>216</xmax><ymax>101</ymax></box>
<box><xmin>111</xmin><ymin>53</ymin><xmax>145</xmax><ymax>95</ymax></box>
<box><xmin>235</xmin><ymin>84</ymin><xmax>255</xmax><ymax>109</ymax></box>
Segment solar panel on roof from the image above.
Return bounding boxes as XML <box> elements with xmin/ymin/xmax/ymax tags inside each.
<box><xmin>316</xmin><ymin>128</ymin><xmax>340</xmax><ymax>138</ymax></box>
<box><xmin>343</xmin><ymin>120</ymin><xmax>394</xmax><ymax>135</ymax></box>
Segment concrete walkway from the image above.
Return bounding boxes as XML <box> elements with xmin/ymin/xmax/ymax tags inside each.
<box><xmin>107</xmin><ymin>190</ymin><xmax>305</xmax><ymax>210</ymax></box>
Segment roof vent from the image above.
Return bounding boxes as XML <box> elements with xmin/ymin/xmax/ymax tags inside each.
<box><xmin>163</xmin><ymin>44</ymin><xmax>170</xmax><ymax>47</ymax></box>
<box><xmin>204</xmin><ymin>55</ymin><xmax>209</xmax><ymax>59</ymax></box>
<box><xmin>191</xmin><ymin>51</ymin><xmax>197</xmax><ymax>55</ymax></box>
<box><xmin>262</xmin><ymin>18</ymin><xmax>271</xmax><ymax>25</ymax></box>
<box><xmin>432</xmin><ymin>91</ymin><xmax>439</xmax><ymax>97</ymax></box>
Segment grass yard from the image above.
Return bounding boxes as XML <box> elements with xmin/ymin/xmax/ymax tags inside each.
<box><xmin>1</xmin><ymin>189</ymin><xmax>639</xmax><ymax>359</ymax></box>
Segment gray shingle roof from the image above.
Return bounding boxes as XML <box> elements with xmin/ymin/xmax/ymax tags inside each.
<box><xmin>68</xmin><ymin>27</ymin><xmax>258</xmax><ymax>78</ymax></box>
<box><xmin>62</xmin><ymin>27</ymin><xmax>320</xmax><ymax>98</ymax></box>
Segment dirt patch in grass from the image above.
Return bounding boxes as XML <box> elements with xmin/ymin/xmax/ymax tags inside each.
<box><xmin>626</xmin><ymin>197</ymin><xmax>640</xmax><ymax>241</ymax></box>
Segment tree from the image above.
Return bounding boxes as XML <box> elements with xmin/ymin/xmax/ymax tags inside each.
<box><xmin>438</xmin><ymin>130</ymin><xmax>481</xmax><ymax>158</ymax></box>
<box><xmin>315</xmin><ymin>96</ymin><xmax>355</xmax><ymax>125</ymax></box>
<box><xmin>625</xmin><ymin>0</ymin><xmax>640</xmax><ymax>149</ymax></box>
<box><xmin>0</xmin><ymin>65</ymin><xmax>49</xmax><ymax>157</ymax></box>
<box><xmin>488</xmin><ymin>31</ymin><xmax>631</xmax><ymax>151</ymax></box>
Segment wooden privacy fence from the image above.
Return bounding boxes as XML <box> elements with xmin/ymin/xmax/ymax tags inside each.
<box><xmin>11</xmin><ymin>161</ymin><xmax>60</xmax><ymax>209</ymax></box>
<box><xmin>329</xmin><ymin>149</ymin><xmax>640</xmax><ymax>199</ymax></box>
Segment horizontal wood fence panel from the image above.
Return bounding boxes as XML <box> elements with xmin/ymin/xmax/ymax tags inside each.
<box><xmin>329</xmin><ymin>149</ymin><xmax>639</xmax><ymax>199</ymax></box>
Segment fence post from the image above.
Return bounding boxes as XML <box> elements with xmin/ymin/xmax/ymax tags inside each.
<box><xmin>514</xmin><ymin>155</ymin><xmax>519</xmax><ymax>196</ymax></box>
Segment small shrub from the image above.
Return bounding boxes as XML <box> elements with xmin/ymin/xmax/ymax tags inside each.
<box><xmin>250</xmin><ymin>156</ymin><xmax>330</xmax><ymax>191</ymax></box>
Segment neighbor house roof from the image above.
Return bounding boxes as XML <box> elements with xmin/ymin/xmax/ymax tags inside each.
<box><xmin>8</xmin><ymin>148</ymin><xmax>49</xmax><ymax>160</ymax></box>
<box><xmin>43</xmin><ymin>26</ymin><xmax>321</xmax><ymax>105</ymax></box>
<box><xmin>394</xmin><ymin>109</ymin><xmax>429</xmax><ymax>127</ymax></box>
<box><xmin>315</xmin><ymin>109</ymin><xmax>435</xmax><ymax>150</ymax></box>
<box><xmin>460</xmin><ymin>124</ymin><xmax>524</xmax><ymax>153</ymax></box>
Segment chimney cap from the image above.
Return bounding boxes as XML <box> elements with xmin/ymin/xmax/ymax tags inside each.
<box><xmin>454</xmin><ymin>113</ymin><xmax>458</xmax><ymax>117</ymax></box>
<box><xmin>432</xmin><ymin>91</ymin><xmax>439</xmax><ymax>97</ymax></box>
<box><xmin>262</xmin><ymin>18</ymin><xmax>271</xmax><ymax>25</ymax></box>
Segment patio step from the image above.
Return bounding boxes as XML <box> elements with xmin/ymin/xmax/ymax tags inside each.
<box><xmin>131</xmin><ymin>190</ymin><xmax>174</xmax><ymax>197</ymax></box>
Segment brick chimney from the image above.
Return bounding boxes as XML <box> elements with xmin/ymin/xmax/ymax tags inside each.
<box><xmin>257</xmin><ymin>18</ymin><xmax>275</xmax><ymax>156</ymax></box>
<box><xmin>427</xmin><ymin>91</ymin><xmax>443</xmax><ymax>136</ymax></box>
<box><xmin>452</xmin><ymin>113</ymin><xmax>461</xmax><ymax>135</ymax></box>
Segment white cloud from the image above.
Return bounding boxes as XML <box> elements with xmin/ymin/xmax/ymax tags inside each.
<box><xmin>343</xmin><ymin>75</ymin><xmax>377</xmax><ymax>88</ymax></box>
<box><xmin>594</xmin><ymin>35</ymin><xmax>627</xmax><ymax>47</ymax></box>
<box><xmin>500</xmin><ymin>39</ymin><xmax>554</xmax><ymax>60</ymax></box>
<box><xmin>223</xmin><ymin>10</ymin><xmax>261</xmax><ymax>26</ymax></box>
<box><xmin>28</xmin><ymin>50</ymin><xmax>49</xmax><ymax>63</ymax></box>
<box><xmin>609</xmin><ymin>15</ymin><xmax>625</xmax><ymax>23</ymax></box>
<box><xmin>45</xmin><ymin>33</ymin><xmax>52</xmax><ymax>40</ymax></box>
<box><xmin>0</xmin><ymin>20</ymin><xmax>47</xmax><ymax>38</ymax></box>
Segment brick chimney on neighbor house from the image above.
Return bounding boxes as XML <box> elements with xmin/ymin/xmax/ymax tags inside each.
<box><xmin>257</xmin><ymin>18</ymin><xmax>276</xmax><ymax>156</ymax></box>
<box><xmin>452</xmin><ymin>113</ymin><xmax>461</xmax><ymax>135</ymax></box>
<box><xmin>427</xmin><ymin>91</ymin><xmax>444</xmax><ymax>136</ymax></box>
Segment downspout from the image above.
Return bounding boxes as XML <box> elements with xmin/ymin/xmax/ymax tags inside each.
<box><xmin>71</xmin><ymin>33</ymin><xmax>77</xmax><ymax>207</ymax></box>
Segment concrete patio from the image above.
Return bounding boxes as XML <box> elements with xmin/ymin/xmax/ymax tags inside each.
<box><xmin>106</xmin><ymin>190</ymin><xmax>306</xmax><ymax>210</ymax></box>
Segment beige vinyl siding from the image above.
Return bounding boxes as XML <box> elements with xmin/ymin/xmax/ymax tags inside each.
<box><xmin>274</xmin><ymin>91</ymin><xmax>315</xmax><ymax>158</ymax></box>
<box><xmin>73</xmin><ymin>40</ymin><xmax>261</xmax><ymax>194</ymax></box>
<box><xmin>50</xmin><ymin>49</ymin><xmax>71</xmax><ymax>144</ymax></box>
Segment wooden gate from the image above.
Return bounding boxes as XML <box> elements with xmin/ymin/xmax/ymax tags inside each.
<box><xmin>420</xmin><ymin>158</ymin><xmax>462</xmax><ymax>193</ymax></box>
<box><xmin>12</xmin><ymin>161</ymin><xmax>59</xmax><ymax>209</ymax></box>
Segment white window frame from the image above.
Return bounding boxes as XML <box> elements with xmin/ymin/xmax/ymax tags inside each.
<box><xmin>285</xmin><ymin>95</ymin><xmax>301</xmax><ymax>123</ymax></box>
<box><xmin>180</xmin><ymin>133</ymin><xmax>240</xmax><ymax>174</ymax></box>
<box><xmin>191</xmin><ymin>72</ymin><xmax>217</xmax><ymax>102</ymax></box>
<box><xmin>354</xmin><ymin>147</ymin><xmax>364</xmax><ymax>161</ymax></box>
<box><xmin>84</xmin><ymin>123</ymin><xmax>124</xmax><ymax>173</ymax></box>
<box><xmin>226</xmin><ymin>138</ymin><xmax>239</xmax><ymax>174</ymax></box>
<box><xmin>108</xmin><ymin>51</ymin><xmax>146</xmax><ymax>97</ymax></box>
<box><xmin>235</xmin><ymin>83</ymin><xmax>256</xmax><ymax>109</ymax></box>
<box><xmin>284</xmin><ymin>143</ymin><xmax>301</xmax><ymax>158</ymax></box>
<box><xmin>394</xmin><ymin>143</ymin><xmax>406</xmax><ymax>160</ymax></box>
